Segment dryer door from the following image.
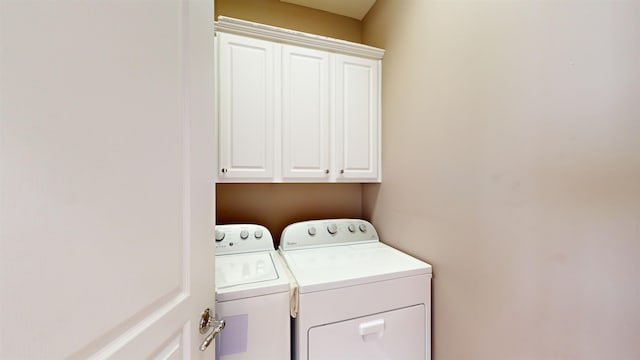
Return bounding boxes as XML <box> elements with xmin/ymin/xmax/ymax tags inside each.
<box><xmin>307</xmin><ymin>304</ymin><xmax>426</xmax><ymax>360</ymax></box>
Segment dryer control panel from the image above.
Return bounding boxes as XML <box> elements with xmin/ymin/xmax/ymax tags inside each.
<box><xmin>279</xmin><ymin>219</ymin><xmax>379</xmax><ymax>251</ymax></box>
<box><xmin>215</xmin><ymin>224</ymin><xmax>275</xmax><ymax>255</ymax></box>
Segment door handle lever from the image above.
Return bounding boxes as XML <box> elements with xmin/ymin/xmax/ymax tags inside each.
<box><xmin>198</xmin><ymin>308</ymin><xmax>225</xmax><ymax>351</ymax></box>
<box><xmin>199</xmin><ymin>319</ymin><xmax>225</xmax><ymax>351</ymax></box>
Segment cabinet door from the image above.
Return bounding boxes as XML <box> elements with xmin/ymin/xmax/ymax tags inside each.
<box><xmin>218</xmin><ymin>32</ymin><xmax>275</xmax><ymax>180</ymax></box>
<box><xmin>335</xmin><ymin>55</ymin><xmax>381</xmax><ymax>182</ymax></box>
<box><xmin>281</xmin><ymin>45</ymin><xmax>330</xmax><ymax>180</ymax></box>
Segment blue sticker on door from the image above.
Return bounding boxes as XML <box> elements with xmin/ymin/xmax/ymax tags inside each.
<box><xmin>218</xmin><ymin>314</ymin><xmax>248</xmax><ymax>356</ymax></box>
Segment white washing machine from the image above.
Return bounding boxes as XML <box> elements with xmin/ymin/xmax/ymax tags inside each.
<box><xmin>215</xmin><ymin>224</ymin><xmax>291</xmax><ymax>360</ymax></box>
<box><xmin>279</xmin><ymin>219</ymin><xmax>432</xmax><ymax>360</ymax></box>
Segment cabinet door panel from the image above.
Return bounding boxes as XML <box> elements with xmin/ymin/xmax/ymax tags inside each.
<box><xmin>282</xmin><ymin>45</ymin><xmax>330</xmax><ymax>180</ymax></box>
<box><xmin>335</xmin><ymin>55</ymin><xmax>380</xmax><ymax>182</ymax></box>
<box><xmin>218</xmin><ymin>33</ymin><xmax>274</xmax><ymax>180</ymax></box>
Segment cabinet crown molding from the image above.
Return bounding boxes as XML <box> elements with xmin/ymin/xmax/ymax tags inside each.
<box><xmin>215</xmin><ymin>16</ymin><xmax>385</xmax><ymax>60</ymax></box>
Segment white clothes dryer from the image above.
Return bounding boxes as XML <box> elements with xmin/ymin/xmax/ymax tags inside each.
<box><xmin>215</xmin><ymin>224</ymin><xmax>290</xmax><ymax>360</ymax></box>
<box><xmin>279</xmin><ymin>219</ymin><xmax>432</xmax><ymax>360</ymax></box>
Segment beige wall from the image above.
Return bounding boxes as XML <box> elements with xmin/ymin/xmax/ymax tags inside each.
<box><xmin>363</xmin><ymin>1</ymin><xmax>640</xmax><ymax>359</ymax></box>
<box><xmin>214</xmin><ymin>1</ymin><xmax>365</xmax><ymax>243</ymax></box>
<box><xmin>217</xmin><ymin>184</ymin><xmax>362</xmax><ymax>245</ymax></box>
<box><xmin>215</xmin><ymin>0</ymin><xmax>362</xmax><ymax>43</ymax></box>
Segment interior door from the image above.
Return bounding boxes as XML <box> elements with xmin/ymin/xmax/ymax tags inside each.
<box><xmin>0</xmin><ymin>0</ymin><xmax>217</xmax><ymax>358</ymax></box>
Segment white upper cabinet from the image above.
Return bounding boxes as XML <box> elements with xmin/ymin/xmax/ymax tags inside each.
<box><xmin>216</xmin><ymin>17</ymin><xmax>384</xmax><ymax>183</ymax></box>
<box><xmin>282</xmin><ymin>45</ymin><xmax>331</xmax><ymax>180</ymax></box>
<box><xmin>335</xmin><ymin>54</ymin><xmax>380</xmax><ymax>182</ymax></box>
<box><xmin>218</xmin><ymin>32</ymin><xmax>275</xmax><ymax>180</ymax></box>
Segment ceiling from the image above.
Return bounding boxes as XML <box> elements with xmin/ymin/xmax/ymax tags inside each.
<box><xmin>280</xmin><ymin>0</ymin><xmax>377</xmax><ymax>20</ymax></box>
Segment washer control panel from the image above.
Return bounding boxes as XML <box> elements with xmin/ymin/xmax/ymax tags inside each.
<box><xmin>215</xmin><ymin>224</ymin><xmax>274</xmax><ymax>255</ymax></box>
<box><xmin>279</xmin><ymin>219</ymin><xmax>379</xmax><ymax>251</ymax></box>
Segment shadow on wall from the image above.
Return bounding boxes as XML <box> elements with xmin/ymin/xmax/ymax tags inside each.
<box><xmin>214</xmin><ymin>0</ymin><xmax>363</xmax><ymax>43</ymax></box>
<box><xmin>362</xmin><ymin>183</ymin><xmax>382</xmax><ymax>220</ymax></box>
<box><xmin>216</xmin><ymin>183</ymin><xmax>363</xmax><ymax>246</ymax></box>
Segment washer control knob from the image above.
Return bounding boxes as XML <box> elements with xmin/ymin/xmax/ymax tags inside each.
<box><xmin>348</xmin><ymin>224</ymin><xmax>356</xmax><ymax>233</ymax></box>
<box><xmin>359</xmin><ymin>224</ymin><xmax>367</xmax><ymax>233</ymax></box>
<box><xmin>327</xmin><ymin>223</ymin><xmax>338</xmax><ymax>235</ymax></box>
<box><xmin>308</xmin><ymin>226</ymin><xmax>317</xmax><ymax>236</ymax></box>
<box><xmin>215</xmin><ymin>230</ymin><xmax>225</xmax><ymax>242</ymax></box>
<box><xmin>240</xmin><ymin>230</ymin><xmax>249</xmax><ymax>240</ymax></box>
<box><xmin>254</xmin><ymin>229</ymin><xmax>263</xmax><ymax>239</ymax></box>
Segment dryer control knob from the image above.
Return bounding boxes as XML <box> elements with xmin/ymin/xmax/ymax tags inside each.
<box><xmin>254</xmin><ymin>229</ymin><xmax>263</xmax><ymax>239</ymax></box>
<box><xmin>308</xmin><ymin>226</ymin><xmax>317</xmax><ymax>236</ymax></box>
<box><xmin>359</xmin><ymin>224</ymin><xmax>367</xmax><ymax>233</ymax></box>
<box><xmin>348</xmin><ymin>224</ymin><xmax>356</xmax><ymax>233</ymax></box>
<box><xmin>215</xmin><ymin>230</ymin><xmax>225</xmax><ymax>242</ymax></box>
<box><xmin>327</xmin><ymin>223</ymin><xmax>338</xmax><ymax>235</ymax></box>
<box><xmin>240</xmin><ymin>230</ymin><xmax>249</xmax><ymax>239</ymax></box>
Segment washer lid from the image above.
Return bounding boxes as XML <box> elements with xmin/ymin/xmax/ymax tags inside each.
<box><xmin>216</xmin><ymin>252</ymin><xmax>277</xmax><ymax>288</ymax></box>
<box><xmin>280</xmin><ymin>242</ymin><xmax>432</xmax><ymax>294</ymax></box>
<box><xmin>215</xmin><ymin>251</ymin><xmax>290</xmax><ymax>301</ymax></box>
